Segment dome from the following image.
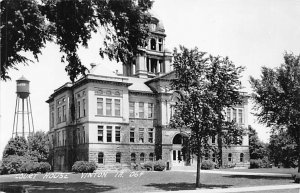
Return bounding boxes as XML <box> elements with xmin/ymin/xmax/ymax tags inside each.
<box><xmin>147</xmin><ymin>10</ymin><xmax>165</xmax><ymax>32</ymax></box>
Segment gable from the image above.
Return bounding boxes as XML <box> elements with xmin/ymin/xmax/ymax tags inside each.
<box><xmin>145</xmin><ymin>71</ymin><xmax>176</xmax><ymax>93</ymax></box>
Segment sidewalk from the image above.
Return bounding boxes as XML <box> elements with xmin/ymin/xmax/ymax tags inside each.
<box><xmin>147</xmin><ymin>184</ymin><xmax>300</xmax><ymax>193</ymax></box>
<box><xmin>171</xmin><ymin>169</ymin><xmax>292</xmax><ymax>177</ymax></box>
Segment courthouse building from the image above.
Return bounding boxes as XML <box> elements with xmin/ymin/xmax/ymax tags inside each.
<box><xmin>47</xmin><ymin>15</ymin><xmax>250</xmax><ymax>171</ymax></box>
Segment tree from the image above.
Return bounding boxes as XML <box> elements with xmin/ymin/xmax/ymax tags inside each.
<box><xmin>250</xmin><ymin>52</ymin><xmax>300</xmax><ymax>173</ymax></box>
<box><xmin>248</xmin><ymin>125</ymin><xmax>268</xmax><ymax>160</ymax></box>
<box><xmin>1</xmin><ymin>0</ymin><xmax>152</xmax><ymax>82</ymax></box>
<box><xmin>268</xmin><ymin>127</ymin><xmax>297</xmax><ymax>168</ymax></box>
<box><xmin>170</xmin><ymin>46</ymin><xmax>245</xmax><ymax>188</ymax></box>
<box><xmin>28</xmin><ymin>131</ymin><xmax>50</xmax><ymax>162</ymax></box>
<box><xmin>2</xmin><ymin>136</ymin><xmax>28</xmax><ymax>158</ymax></box>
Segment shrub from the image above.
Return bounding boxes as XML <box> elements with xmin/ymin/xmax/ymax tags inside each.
<box><xmin>143</xmin><ymin>161</ymin><xmax>154</xmax><ymax>171</ymax></box>
<box><xmin>153</xmin><ymin>160</ymin><xmax>166</xmax><ymax>171</ymax></box>
<box><xmin>72</xmin><ymin>161</ymin><xmax>97</xmax><ymax>173</ymax></box>
<box><xmin>250</xmin><ymin>159</ymin><xmax>263</xmax><ymax>168</ymax></box>
<box><xmin>1</xmin><ymin>155</ymin><xmax>33</xmax><ymax>174</ymax></box>
<box><xmin>38</xmin><ymin>162</ymin><xmax>51</xmax><ymax>173</ymax></box>
<box><xmin>201</xmin><ymin>160</ymin><xmax>215</xmax><ymax>170</ymax></box>
<box><xmin>131</xmin><ymin>163</ymin><xmax>139</xmax><ymax>170</ymax></box>
<box><xmin>261</xmin><ymin>157</ymin><xmax>272</xmax><ymax>168</ymax></box>
<box><xmin>293</xmin><ymin>173</ymin><xmax>300</xmax><ymax>183</ymax></box>
<box><xmin>20</xmin><ymin>162</ymin><xmax>39</xmax><ymax>174</ymax></box>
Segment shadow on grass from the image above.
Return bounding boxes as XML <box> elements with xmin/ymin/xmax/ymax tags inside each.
<box><xmin>145</xmin><ymin>182</ymin><xmax>232</xmax><ymax>191</ymax></box>
<box><xmin>225</xmin><ymin>175</ymin><xmax>293</xmax><ymax>180</ymax></box>
<box><xmin>0</xmin><ymin>181</ymin><xmax>116</xmax><ymax>193</ymax></box>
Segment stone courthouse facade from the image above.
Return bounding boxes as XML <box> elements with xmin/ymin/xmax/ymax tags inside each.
<box><xmin>47</xmin><ymin>16</ymin><xmax>250</xmax><ymax>171</ymax></box>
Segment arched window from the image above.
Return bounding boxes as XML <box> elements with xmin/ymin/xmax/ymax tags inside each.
<box><xmin>131</xmin><ymin>153</ymin><xmax>136</xmax><ymax>163</ymax></box>
<box><xmin>140</xmin><ymin>153</ymin><xmax>145</xmax><ymax>163</ymax></box>
<box><xmin>240</xmin><ymin>153</ymin><xmax>244</xmax><ymax>162</ymax></box>
<box><xmin>150</xmin><ymin>38</ymin><xmax>156</xmax><ymax>50</ymax></box>
<box><xmin>228</xmin><ymin>153</ymin><xmax>232</xmax><ymax>162</ymax></box>
<box><xmin>212</xmin><ymin>153</ymin><xmax>216</xmax><ymax>162</ymax></box>
<box><xmin>149</xmin><ymin>153</ymin><xmax>154</xmax><ymax>161</ymax></box>
<box><xmin>98</xmin><ymin>152</ymin><xmax>104</xmax><ymax>164</ymax></box>
<box><xmin>116</xmin><ymin>152</ymin><xmax>121</xmax><ymax>163</ymax></box>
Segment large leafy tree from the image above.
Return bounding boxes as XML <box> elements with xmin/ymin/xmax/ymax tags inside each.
<box><xmin>170</xmin><ymin>46</ymin><xmax>245</xmax><ymax>188</ymax></box>
<box><xmin>248</xmin><ymin>125</ymin><xmax>268</xmax><ymax>160</ymax></box>
<box><xmin>1</xmin><ymin>0</ymin><xmax>152</xmax><ymax>82</ymax></box>
<box><xmin>2</xmin><ymin>136</ymin><xmax>28</xmax><ymax>158</ymax></box>
<box><xmin>268</xmin><ymin>127</ymin><xmax>297</xmax><ymax>168</ymax></box>
<box><xmin>28</xmin><ymin>131</ymin><xmax>50</xmax><ymax>162</ymax></box>
<box><xmin>250</xmin><ymin>52</ymin><xmax>300</xmax><ymax>173</ymax></box>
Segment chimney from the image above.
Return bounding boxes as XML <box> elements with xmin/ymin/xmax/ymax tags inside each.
<box><xmin>90</xmin><ymin>63</ymin><xmax>96</xmax><ymax>69</ymax></box>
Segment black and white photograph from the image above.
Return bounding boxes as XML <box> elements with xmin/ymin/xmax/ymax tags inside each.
<box><xmin>1</xmin><ymin>0</ymin><xmax>300</xmax><ymax>192</ymax></box>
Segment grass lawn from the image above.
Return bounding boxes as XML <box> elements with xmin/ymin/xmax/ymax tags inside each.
<box><xmin>0</xmin><ymin>170</ymin><xmax>296</xmax><ymax>193</ymax></box>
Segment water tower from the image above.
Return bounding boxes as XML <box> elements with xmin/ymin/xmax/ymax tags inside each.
<box><xmin>12</xmin><ymin>76</ymin><xmax>34</xmax><ymax>138</ymax></box>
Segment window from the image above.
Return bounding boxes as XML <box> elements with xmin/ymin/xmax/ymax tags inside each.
<box><xmin>150</xmin><ymin>38</ymin><xmax>156</xmax><ymax>50</ymax></box>
<box><xmin>149</xmin><ymin>153</ymin><xmax>154</xmax><ymax>161</ymax></box>
<box><xmin>150</xmin><ymin>59</ymin><xmax>157</xmax><ymax>73</ymax></box>
<box><xmin>158</xmin><ymin>38</ymin><xmax>163</xmax><ymax>51</ymax></box>
<box><xmin>240</xmin><ymin>153</ymin><xmax>244</xmax><ymax>162</ymax></box>
<box><xmin>77</xmin><ymin>101</ymin><xmax>81</xmax><ymax>118</ymax></box>
<box><xmin>129</xmin><ymin>102</ymin><xmax>135</xmax><ymax>118</ymax></box>
<box><xmin>62</xmin><ymin>130</ymin><xmax>65</xmax><ymax>146</ymax></box>
<box><xmin>139</xmin><ymin>102</ymin><xmax>144</xmax><ymax>118</ymax></box>
<box><xmin>148</xmin><ymin>103</ymin><xmax>154</xmax><ymax>118</ymax></box>
<box><xmin>233</xmin><ymin>108</ymin><xmax>237</xmax><ymax>122</ymax></box>
<box><xmin>83</xmin><ymin>99</ymin><xmax>86</xmax><ymax>117</ymax></box>
<box><xmin>226</xmin><ymin>108</ymin><xmax>231</xmax><ymax>121</ymax></box>
<box><xmin>98</xmin><ymin>152</ymin><xmax>104</xmax><ymax>164</ymax></box>
<box><xmin>148</xmin><ymin>128</ymin><xmax>154</xmax><ymax>143</ymax></box>
<box><xmin>51</xmin><ymin>111</ymin><xmax>54</xmax><ymax>128</ymax></box>
<box><xmin>62</xmin><ymin>105</ymin><xmax>66</xmax><ymax>122</ymax></box>
<box><xmin>97</xmin><ymin>98</ymin><xmax>103</xmax><ymax>115</ymax></box>
<box><xmin>107</xmin><ymin>126</ymin><xmax>112</xmax><ymax>142</ymax></box>
<box><xmin>131</xmin><ymin>153</ymin><xmax>136</xmax><ymax>163</ymax></box>
<box><xmin>173</xmin><ymin>150</ymin><xmax>176</xmax><ymax>161</ymax></box>
<box><xmin>212</xmin><ymin>135</ymin><xmax>216</xmax><ymax>145</ymax></box>
<box><xmin>238</xmin><ymin>109</ymin><xmax>243</xmax><ymax>124</ymax></box>
<box><xmin>212</xmin><ymin>153</ymin><xmax>216</xmax><ymax>162</ymax></box>
<box><xmin>205</xmin><ymin>152</ymin><xmax>209</xmax><ymax>160</ymax></box>
<box><xmin>228</xmin><ymin>153</ymin><xmax>232</xmax><ymax>162</ymax></box>
<box><xmin>140</xmin><ymin>153</ymin><xmax>145</xmax><ymax>163</ymax></box>
<box><xmin>116</xmin><ymin>152</ymin><xmax>121</xmax><ymax>163</ymax></box>
<box><xmin>139</xmin><ymin>128</ymin><xmax>144</xmax><ymax>143</ymax></box>
<box><xmin>159</xmin><ymin>60</ymin><xmax>165</xmax><ymax>73</ymax></box>
<box><xmin>98</xmin><ymin>126</ymin><xmax>103</xmax><ymax>142</ymax></box>
<box><xmin>115</xmin><ymin>99</ymin><xmax>120</xmax><ymax>116</ymax></box>
<box><xmin>115</xmin><ymin>126</ymin><xmax>121</xmax><ymax>142</ymax></box>
<box><xmin>57</xmin><ymin>107</ymin><xmax>62</xmax><ymax>123</ymax></box>
<box><xmin>82</xmin><ymin>128</ymin><xmax>85</xmax><ymax>144</ymax></box>
<box><xmin>106</xmin><ymin>99</ymin><xmax>112</xmax><ymax>116</ymax></box>
<box><xmin>130</xmin><ymin>128</ymin><xmax>135</xmax><ymax>142</ymax></box>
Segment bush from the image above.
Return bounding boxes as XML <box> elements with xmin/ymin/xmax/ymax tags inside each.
<box><xmin>1</xmin><ymin>155</ymin><xmax>33</xmax><ymax>174</ymax></box>
<box><xmin>38</xmin><ymin>162</ymin><xmax>51</xmax><ymax>173</ymax></box>
<box><xmin>72</xmin><ymin>161</ymin><xmax>97</xmax><ymax>173</ymax></box>
<box><xmin>201</xmin><ymin>160</ymin><xmax>215</xmax><ymax>170</ymax></box>
<box><xmin>20</xmin><ymin>162</ymin><xmax>51</xmax><ymax>174</ymax></box>
<box><xmin>293</xmin><ymin>173</ymin><xmax>300</xmax><ymax>183</ymax></box>
<box><xmin>250</xmin><ymin>159</ymin><xmax>263</xmax><ymax>168</ymax></box>
<box><xmin>143</xmin><ymin>161</ymin><xmax>154</xmax><ymax>171</ymax></box>
<box><xmin>153</xmin><ymin>160</ymin><xmax>166</xmax><ymax>171</ymax></box>
<box><xmin>20</xmin><ymin>162</ymin><xmax>39</xmax><ymax>174</ymax></box>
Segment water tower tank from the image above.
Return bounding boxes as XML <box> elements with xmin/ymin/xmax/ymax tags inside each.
<box><xmin>16</xmin><ymin>76</ymin><xmax>30</xmax><ymax>99</ymax></box>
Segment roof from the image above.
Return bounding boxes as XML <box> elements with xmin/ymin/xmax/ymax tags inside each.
<box><xmin>17</xmin><ymin>75</ymin><xmax>29</xmax><ymax>82</ymax></box>
<box><xmin>127</xmin><ymin>77</ymin><xmax>153</xmax><ymax>93</ymax></box>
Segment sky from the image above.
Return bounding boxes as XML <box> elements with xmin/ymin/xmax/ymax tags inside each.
<box><xmin>1</xmin><ymin>0</ymin><xmax>300</xmax><ymax>157</ymax></box>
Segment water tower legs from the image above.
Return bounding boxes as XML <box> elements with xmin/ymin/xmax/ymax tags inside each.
<box><xmin>12</xmin><ymin>96</ymin><xmax>34</xmax><ymax>138</ymax></box>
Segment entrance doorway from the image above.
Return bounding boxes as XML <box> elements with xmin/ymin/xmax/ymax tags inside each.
<box><xmin>171</xmin><ymin>133</ymin><xmax>190</xmax><ymax>167</ymax></box>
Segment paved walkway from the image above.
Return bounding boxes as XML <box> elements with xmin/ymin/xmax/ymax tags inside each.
<box><xmin>171</xmin><ymin>169</ymin><xmax>292</xmax><ymax>177</ymax></box>
<box><xmin>147</xmin><ymin>184</ymin><xmax>300</xmax><ymax>193</ymax></box>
